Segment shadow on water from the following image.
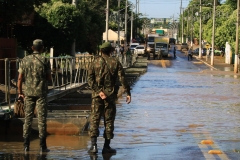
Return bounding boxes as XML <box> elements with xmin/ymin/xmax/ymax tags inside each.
<box><xmin>1</xmin><ymin>57</ymin><xmax>240</xmax><ymax>159</ymax></box>
<box><xmin>0</xmin><ymin>153</ymin><xmax>48</xmax><ymax>160</ymax></box>
<box><xmin>0</xmin><ymin>133</ymin><xmax>119</xmax><ymax>160</ymax></box>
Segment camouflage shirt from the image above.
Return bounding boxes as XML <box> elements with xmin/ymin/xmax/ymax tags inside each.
<box><xmin>18</xmin><ymin>52</ymin><xmax>51</xmax><ymax>96</ymax></box>
<box><xmin>88</xmin><ymin>54</ymin><xmax>131</xmax><ymax>98</ymax></box>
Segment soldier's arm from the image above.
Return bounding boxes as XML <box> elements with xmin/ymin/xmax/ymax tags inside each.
<box><xmin>17</xmin><ymin>73</ymin><xmax>24</xmax><ymax>98</ymax></box>
<box><xmin>117</xmin><ymin>61</ymin><xmax>131</xmax><ymax>97</ymax></box>
<box><xmin>17</xmin><ymin>63</ymin><xmax>25</xmax><ymax>97</ymax></box>
<box><xmin>87</xmin><ymin>62</ymin><xmax>102</xmax><ymax>94</ymax></box>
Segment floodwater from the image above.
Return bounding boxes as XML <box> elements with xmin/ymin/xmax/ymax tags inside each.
<box><xmin>1</xmin><ymin>54</ymin><xmax>240</xmax><ymax>160</ymax></box>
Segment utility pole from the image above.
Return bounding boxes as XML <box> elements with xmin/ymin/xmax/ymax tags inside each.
<box><xmin>199</xmin><ymin>0</ymin><xmax>202</xmax><ymax>58</ymax></box>
<box><xmin>182</xmin><ymin>8</ymin><xmax>184</xmax><ymax>43</ymax></box>
<box><xmin>191</xmin><ymin>7</ymin><xmax>193</xmax><ymax>47</ymax></box>
<box><xmin>130</xmin><ymin>10</ymin><xmax>133</xmax><ymax>43</ymax></box>
<box><xmin>172</xmin><ymin>14</ymin><xmax>174</xmax><ymax>38</ymax></box>
<box><xmin>135</xmin><ymin>0</ymin><xmax>137</xmax><ymax>39</ymax></box>
<box><xmin>234</xmin><ymin>0</ymin><xmax>240</xmax><ymax>73</ymax></box>
<box><xmin>211</xmin><ymin>0</ymin><xmax>216</xmax><ymax>65</ymax></box>
<box><xmin>118</xmin><ymin>0</ymin><xmax>120</xmax><ymax>46</ymax></box>
<box><xmin>138</xmin><ymin>0</ymin><xmax>139</xmax><ymax>13</ymax></box>
<box><xmin>105</xmin><ymin>0</ymin><xmax>109</xmax><ymax>42</ymax></box>
<box><xmin>124</xmin><ymin>0</ymin><xmax>128</xmax><ymax>49</ymax></box>
<box><xmin>180</xmin><ymin>0</ymin><xmax>184</xmax><ymax>43</ymax></box>
<box><xmin>71</xmin><ymin>0</ymin><xmax>76</xmax><ymax>56</ymax></box>
<box><xmin>187</xmin><ymin>8</ymin><xmax>189</xmax><ymax>43</ymax></box>
<box><xmin>180</xmin><ymin>0</ymin><xmax>183</xmax><ymax>43</ymax></box>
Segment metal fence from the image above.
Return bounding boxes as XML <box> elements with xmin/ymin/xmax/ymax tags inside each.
<box><xmin>113</xmin><ymin>52</ymin><xmax>138</xmax><ymax>68</ymax></box>
<box><xmin>0</xmin><ymin>55</ymin><xmax>94</xmax><ymax>109</ymax></box>
<box><xmin>0</xmin><ymin>54</ymin><xmax>137</xmax><ymax>110</ymax></box>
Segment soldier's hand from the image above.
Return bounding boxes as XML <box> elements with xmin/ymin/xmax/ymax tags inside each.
<box><xmin>126</xmin><ymin>95</ymin><xmax>131</xmax><ymax>104</ymax></box>
<box><xmin>18</xmin><ymin>94</ymin><xmax>24</xmax><ymax>103</ymax></box>
<box><xmin>99</xmin><ymin>91</ymin><xmax>107</xmax><ymax>100</ymax></box>
<box><xmin>18</xmin><ymin>93</ymin><xmax>25</xmax><ymax>99</ymax></box>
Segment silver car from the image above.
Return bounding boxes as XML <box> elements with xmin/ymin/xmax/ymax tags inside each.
<box><xmin>134</xmin><ymin>45</ymin><xmax>145</xmax><ymax>56</ymax></box>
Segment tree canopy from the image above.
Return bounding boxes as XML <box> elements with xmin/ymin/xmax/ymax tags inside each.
<box><xmin>179</xmin><ymin>0</ymin><xmax>239</xmax><ymax>52</ymax></box>
<box><xmin>1</xmin><ymin>0</ymin><xmax>142</xmax><ymax>55</ymax></box>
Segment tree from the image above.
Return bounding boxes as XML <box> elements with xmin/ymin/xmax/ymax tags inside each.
<box><xmin>34</xmin><ymin>0</ymin><xmax>84</xmax><ymax>54</ymax></box>
<box><xmin>225</xmin><ymin>0</ymin><xmax>238</xmax><ymax>9</ymax></box>
<box><xmin>202</xmin><ymin>4</ymin><xmax>233</xmax><ymax>48</ymax></box>
<box><xmin>0</xmin><ymin>0</ymin><xmax>50</xmax><ymax>37</ymax></box>
<box><xmin>216</xmin><ymin>9</ymin><xmax>238</xmax><ymax>52</ymax></box>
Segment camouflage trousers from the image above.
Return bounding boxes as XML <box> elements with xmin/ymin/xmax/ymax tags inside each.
<box><xmin>89</xmin><ymin>96</ymin><xmax>116</xmax><ymax>139</ymax></box>
<box><xmin>23</xmin><ymin>96</ymin><xmax>48</xmax><ymax>138</ymax></box>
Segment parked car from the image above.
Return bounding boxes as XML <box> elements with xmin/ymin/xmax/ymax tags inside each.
<box><xmin>192</xmin><ymin>48</ymin><xmax>207</xmax><ymax>56</ymax></box>
<box><xmin>129</xmin><ymin>43</ymin><xmax>140</xmax><ymax>52</ymax></box>
<box><xmin>134</xmin><ymin>45</ymin><xmax>145</xmax><ymax>56</ymax></box>
<box><xmin>181</xmin><ymin>43</ymin><xmax>189</xmax><ymax>50</ymax></box>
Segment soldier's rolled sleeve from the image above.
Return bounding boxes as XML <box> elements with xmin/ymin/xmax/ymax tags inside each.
<box><xmin>18</xmin><ymin>68</ymin><xmax>23</xmax><ymax>74</ymax></box>
<box><xmin>18</xmin><ymin>65</ymin><xmax>25</xmax><ymax>74</ymax></box>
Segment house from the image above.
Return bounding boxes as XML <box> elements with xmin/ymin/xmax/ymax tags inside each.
<box><xmin>102</xmin><ymin>29</ymin><xmax>125</xmax><ymax>46</ymax></box>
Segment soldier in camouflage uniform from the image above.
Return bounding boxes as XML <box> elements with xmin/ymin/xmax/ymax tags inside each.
<box><xmin>17</xmin><ymin>39</ymin><xmax>52</xmax><ymax>153</ymax></box>
<box><xmin>87</xmin><ymin>42</ymin><xmax>131</xmax><ymax>154</ymax></box>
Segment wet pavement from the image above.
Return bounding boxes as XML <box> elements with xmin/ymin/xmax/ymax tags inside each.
<box><xmin>0</xmin><ymin>50</ymin><xmax>240</xmax><ymax>160</ymax></box>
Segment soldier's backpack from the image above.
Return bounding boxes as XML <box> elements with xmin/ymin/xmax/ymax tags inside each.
<box><xmin>101</xmin><ymin>57</ymin><xmax>119</xmax><ymax>96</ymax></box>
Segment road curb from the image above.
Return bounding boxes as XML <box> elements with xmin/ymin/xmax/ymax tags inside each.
<box><xmin>193</xmin><ymin>56</ymin><xmax>218</xmax><ymax>70</ymax></box>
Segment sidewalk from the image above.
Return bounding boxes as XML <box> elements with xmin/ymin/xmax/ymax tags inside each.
<box><xmin>187</xmin><ymin>43</ymin><xmax>240</xmax><ymax>74</ymax></box>
<box><xmin>194</xmin><ymin>55</ymin><xmax>234</xmax><ymax>71</ymax></box>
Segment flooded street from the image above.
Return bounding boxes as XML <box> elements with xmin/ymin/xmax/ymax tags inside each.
<box><xmin>1</xmin><ymin>54</ymin><xmax>240</xmax><ymax>159</ymax></box>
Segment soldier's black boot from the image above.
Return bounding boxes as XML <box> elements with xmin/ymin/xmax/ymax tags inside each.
<box><xmin>23</xmin><ymin>137</ymin><xmax>30</xmax><ymax>152</ymax></box>
<box><xmin>102</xmin><ymin>139</ymin><xmax>116</xmax><ymax>154</ymax></box>
<box><xmin>88</xmin><ymin>137</ymin><xmax>98</xmax><ymax>154</ymax></box>
<box><xmin>40</xmin><ymin>137</ymin><xmax>50</xmax><ymax>152</ymax></box>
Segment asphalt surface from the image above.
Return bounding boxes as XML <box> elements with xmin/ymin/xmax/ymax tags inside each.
<box><xmin>0</xmin><ymin>49</ymin><xmax>240</xmax><ymax>160</ymax></box>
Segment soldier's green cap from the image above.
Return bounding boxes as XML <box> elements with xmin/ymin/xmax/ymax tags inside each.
<box><xmin>33</xmin><ymin>39</ymin><xmax>43</xmax><ymax>46</ymax></box>
<box><xmin>100</xmin><ymin>42</ymin><xmax>112</xmax><ymax>49</ymax></box>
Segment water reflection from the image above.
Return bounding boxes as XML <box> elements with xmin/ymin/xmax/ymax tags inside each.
<box><xmin>0</xmin><ymin>153</ymin><xmax>48</xmax><ymax>160</ymax></box>
<box><xmin>89</xmin><ymin>153</ymin><xmax>115</xmax><ymax>160</ymax></box>
<box><xmin>0</xmin><ymin>57</ymin><xmax>240</xmax><ymax>159</ymax></box>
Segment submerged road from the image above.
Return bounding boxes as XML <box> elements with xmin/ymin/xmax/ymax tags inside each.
<box><xmin>0</xmin><ymin>50</ymin><xmax>240</xmax><ymax>160</ymax></box>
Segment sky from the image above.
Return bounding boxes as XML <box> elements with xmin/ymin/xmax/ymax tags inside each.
<box><xmin>129</xmin><ymin>0</ymin><xmax>190</xmax><ymax>20</ymax></box>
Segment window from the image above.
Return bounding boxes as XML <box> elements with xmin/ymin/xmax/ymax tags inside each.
<box><xmin>156</xmin><ymin>43</ymin><xmax>168</xmax><ymax>48</ymax></box>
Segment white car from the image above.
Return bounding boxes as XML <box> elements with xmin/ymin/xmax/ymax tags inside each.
<box><xmin>134</xmin><ymin>45</ymin><xmax>145</xmax><ymax>56</ymax></box>
<box><xmin>129</xmin><ymin>43</ymin><xmax>140</xmax><ymax>52</ymax></box>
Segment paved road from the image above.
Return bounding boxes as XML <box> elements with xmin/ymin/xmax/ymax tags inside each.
<box><xmin>0</xmin><ymin>51</ymin><xmax>240</xmax><ymax>160</ymax></box>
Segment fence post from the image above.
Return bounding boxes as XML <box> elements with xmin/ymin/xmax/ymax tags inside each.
<box><xmin>16</xmin><ymin>58</ymin><xmax>20</xmax><ymax>99</ymax></box>
<box><xmin>5</xmin><ymin>58</ymin><xmax>11</xmax><ymax>109</ymax></box>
